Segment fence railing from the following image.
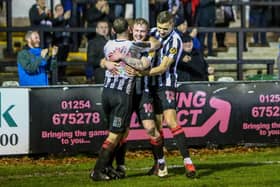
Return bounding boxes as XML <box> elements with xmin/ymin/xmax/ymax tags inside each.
<box><xmin>0</xmin><ymin>0</ymin><xmax>280</xmax><ymax>83</ymax></box>
<box><xmin>2</xmin><ymin>26</ymin><xmax>279</xmax><ymax>82</ymax></box>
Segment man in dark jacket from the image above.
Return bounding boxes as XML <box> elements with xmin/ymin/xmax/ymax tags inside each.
<box><xmin>29</xmin><ymin>0</ymin><xmax>53</xmax><ymax>48</ymax></box>
<box><xmin>86</xmin><ymin>20</ymin><xmax>110</xmax><ymax>84</ymax></box>
<box><xmin>85</xmin><ymin>0</ymin><xmax>114</xmax><ymax>40</ymax></box>
<box><xmin>177</xmin><ymin>35</ymin><xmax>209</xmax><ymax>81</ymax></box>
<box><xmin>196</xmin><ymin>0</ymin><xmax>216</xmax><ymax>56</ymax></box>
<box><xmin>17</xmin><ymin>31</ymin><xmax>58</xmax><ymax>86</ymax></box>
<box><xmin>52</xmin><ymin>3</ymin><xmax>72</xmax><ymax>83</ymax></box>
<box><xmin>249</xmin><ymin>0</ymin><xmax>269</xmax><ymax>46</ymax></box>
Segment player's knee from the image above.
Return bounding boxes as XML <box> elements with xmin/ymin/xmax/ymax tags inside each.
<box><xmin>107</xmin><ymin>132</ymin><xmax>123</xmax><ymax>146</ymax></box>
<box><xmin>146</xmin><ymin>126</ymin><xmax>157</xmax><ymax>137</ymax></box>
<box><xmin>164</xmin><ymin>118</ymin><xmax>177</xmax><ymax>129</ymax></box>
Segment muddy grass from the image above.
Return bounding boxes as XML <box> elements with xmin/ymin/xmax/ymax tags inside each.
<box><xmin>0</xmin><ymin>146</ymin><xmax>274</xmax><ymax>166</ymax></box>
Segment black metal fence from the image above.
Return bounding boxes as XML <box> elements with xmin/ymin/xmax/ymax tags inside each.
<box><xmin>0</xmin><ymin>0</ymin><xmax>279</xmax><ymax>83</ymax></box>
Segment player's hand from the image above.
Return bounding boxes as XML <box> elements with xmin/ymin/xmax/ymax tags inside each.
<box><xmin>109</xmin><ymin>49</ymin><xmax>124</xmax><ymax>62</ymax></box>
<box><xmin>105</xmin><ymin>61</ymin><xmax>119</xmax><ymax>75</ymax></box>
<box><xmin>125</xmin><ymin>65</ymin><xmax>138</xmax><ymax>76</ymax></box>
<box><xmin>138</xmin><ymin>69</ymin><xmax>149</xmax><ymax>76</ymax></box>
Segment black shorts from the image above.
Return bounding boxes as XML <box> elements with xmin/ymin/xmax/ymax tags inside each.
<box><xmin>102</xmin><ymin>88</ymin><xmax>133</xmax><ymax>133</ymax></box>
<box><xmin>132</xmin><ymin>91</ymin><xmax>155</xmax><ymax>121</ymax></box>
<box><xmin>151</xmin><ymin>86</ymin><xmax>177</xmax><ymax>115</ymax></box>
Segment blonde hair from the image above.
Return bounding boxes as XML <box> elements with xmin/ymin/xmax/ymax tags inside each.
<box><xmin>25</xmin><ymin>31</ymin><xmax>38</xmax><ymax>41</ymax></box>
<box><xmin>133</xmin><ymin>18</ymin><xmax>149</xmax><ymax>28</ymax></box>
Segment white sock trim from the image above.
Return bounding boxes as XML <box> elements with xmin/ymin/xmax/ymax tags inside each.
<box><xmin>158</xmin><ymin>157</ymin><xmax>166</xmax><ymax>164</ymax></box>
<box><xmin>184</xmin><ymin>157</ymin><xmax>193</xmax><ymax>165</ymax></box>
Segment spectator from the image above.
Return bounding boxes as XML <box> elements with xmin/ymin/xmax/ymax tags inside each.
<box><xmin>181</xmin><ymin>0</ymin><xmax>200</xmax><ymax>27</ymax></box>
<box><xmin>149</xmin><ymin>0</ymin><xmax>168</xmax><ymax>28</ymax></box>
<box><xmin>86</xmin><ymin>20</ymin><xmax>110</xmax><ymax>84</ymax></box>
<box><xmin>29</xmin><ymin>0</ymin><xmax>53</xmax><ymax>48</ymax></box>
<box><xmin>196</xmin><ymin>0</ymin><xmax>216</xmax><ymax>56</ymax></box>
<box><xmin>60</xmin><ymin>0</ymin><xmax>72</xmax><ymax>13</ymax></box>
<box><xmin>177</xmin><ymin>35</ymin><xmax>209</xmax><ymax>81</ymax></box>
<box><xmin>249</xmin><ymin>0</ymin><xmax>269</xmax><ymax>46</ymax></box>
<box><xmin>52</xmin><ymin>4</ymin><xmax>72</xmax><ymax>83</ymax></box>
<box><xmin>61</xmin><ymin>0</ymin><xmax>86</xmax><ymax>27</ymax></box>
<box><xmin>215</xmin><ymin>1</ymin><xmax>235</xmax><ymax>50</ymax></box>
<box><xmin>149</xmin><ymin>0</ymin><xmax>157</xmax><ymax>27</ymax></box>
<box><xmin>61</xmin><ymin>0</ymin><xmax>87</xmax><ymax>50</ymax></box>
<box><xmin>114</xmin><ymin>0</ymin><xmax>125</xmax><ymax>18</ymax></box>
<box><xmin>271</xmin><ymin>0</ymin><xmax>280</xmax><ymax>28</ymax></box>
<box><xmin>86</xmin><ymin>0</ymin><xmax>115</xmax><ymax>40</ymax></box>
<box><xmin>168</xmin><ymin>0</ymin><xmax>184</xmax><ymax>23</ymax></box>
<box><xmin>175</xmin><ymin>16</ymin><xmax>201</xmax><ymax>50</ymax></box>
<box><xmin>17</xmin><ymin>31</ymin><xmax>58</xmax><ymax>86</ymax></box>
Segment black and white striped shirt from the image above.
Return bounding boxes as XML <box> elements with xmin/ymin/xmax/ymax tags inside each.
<box><xmin>150</xmin><ymin>27</ymin><xmax>183</xmax><ymax>88</ymax></box>
<box><xmin>135</xmin><ymin>50</ymin><xmax>154</xmax><ymax>94</ymax></box>
<box><xmin>103</xmin><ymin>39</ymin><xmax>135</xmax><ymax>95</ymax></box>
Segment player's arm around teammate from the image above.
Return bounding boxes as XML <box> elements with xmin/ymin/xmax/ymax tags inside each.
<box><xmin>147</xmin><ymin>11</ymin><xmax>197</xmax><ymax>178</ymax></box>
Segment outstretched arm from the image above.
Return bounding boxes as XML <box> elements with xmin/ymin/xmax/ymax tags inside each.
<box><xmin>149</xmin><ymin>36</ymin><xmax>161</xmax><ymax>51</ymax></box>
<box><xmin>121</xmin><ymin>56</ymin><xmax>151</xmax><ymax>71</ymax></box>
<box><xmin>132</xmin><ymin>37</ymin><xmax>160</xmax><ymax>51</ymax></box>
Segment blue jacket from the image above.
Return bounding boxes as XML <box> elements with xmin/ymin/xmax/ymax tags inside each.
<box><xmin>17</xmin><ymin>46</ymin><xmax>57</xmax><ymax>86</ymax></box>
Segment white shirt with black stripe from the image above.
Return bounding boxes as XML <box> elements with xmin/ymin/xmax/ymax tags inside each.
<box><xmin>150</xmin><ymin>27</ymin><xmax>183</xmax><ymax>88</ymax></box>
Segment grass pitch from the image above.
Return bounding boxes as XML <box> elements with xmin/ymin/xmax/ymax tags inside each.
<box><xmin>0</xmin><ymin>147</ymin><xmax>280</xmax><ymax>187</ymax></box>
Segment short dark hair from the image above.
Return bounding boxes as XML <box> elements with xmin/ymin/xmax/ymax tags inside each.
<box><xmin>182</xmin><ymin>34</ymin><xmax>192</xmax><ymax>43</ymax></box>
<box><xmin>157</xmin><ymin>11</ymin><xmax>174</xmax><ymax>24</ymax></box>
<box><xmin>55</xmin><ymin>4</ymin><xmax>63</xmax><ymax>11</ymax></box>
<box><xmin>96</xmin><ymin>20</ymin><xmax>109</xmax><ymax>27</ymax></box>
<box><xmin>113</xmin><ymin>18</ymin><xmax>128</xmax><ymax>34</ymax></box>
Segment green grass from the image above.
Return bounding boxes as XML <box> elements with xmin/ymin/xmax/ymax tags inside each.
<box><xmin>0</xmin><ymin>147</ymin><xmax>280</xmax><ymax>187</ymax></box>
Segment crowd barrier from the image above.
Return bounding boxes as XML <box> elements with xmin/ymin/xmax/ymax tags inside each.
<box><xmin>1</xmin><ymin>81</ymin><xmax>279</xmax><ymax>156</ymax></box>
<box><xmin>1</xmin><ymin>1</ymin><xmax>280</xmax><ymax>81</ymax></box>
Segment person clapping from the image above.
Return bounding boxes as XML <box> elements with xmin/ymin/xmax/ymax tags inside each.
<box><xmin>17</xmin><ymin>31</ymin><xmax>58</xmax><ymax>86</ymax></box>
